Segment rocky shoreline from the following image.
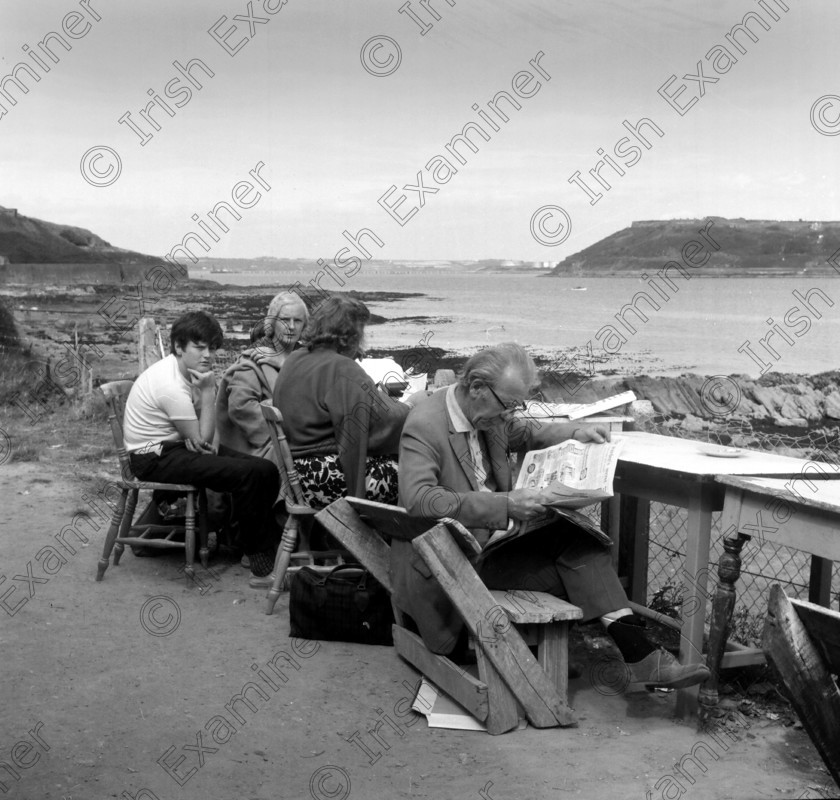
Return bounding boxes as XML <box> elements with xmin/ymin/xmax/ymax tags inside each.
<box><xmin>3</xmin><ymin>281</ymin><xmax>839</xmax><ymax>442</ymax></box>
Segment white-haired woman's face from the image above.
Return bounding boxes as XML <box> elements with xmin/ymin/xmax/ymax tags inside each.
<box><xmin>271</xmin><ymin>302</ymin><xmax>307</xmax><ymax>350</ymax></box>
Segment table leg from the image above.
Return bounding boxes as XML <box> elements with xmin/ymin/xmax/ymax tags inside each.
<box><xmin>676</xmin><ymin>484</ymin><xmax>714</xmax><ymax>717</ymax></box>
<box><xmin>809</xmin><ymin>556</ymin><xmax>833</xmax><ymax>607</ymax></box>
<box><xmin>698</xmin><ymin>532</ymin><xmax>750</xmax><ymax>727</ymax></box>
<box><xmin>606</xmin><ymin>495</ymin><xmax>650</xmax><ymax>605</ymax></box>
<box><xmin>606</xmin><ymin>496</ymin><xmax>621</xmax><ymax>574</ymax></box>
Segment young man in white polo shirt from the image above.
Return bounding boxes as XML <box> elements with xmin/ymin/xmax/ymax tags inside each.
<box><xmin>123</xmin><ymin>311</ymin><xmax>279</xmax><ymax>584</ymax></box>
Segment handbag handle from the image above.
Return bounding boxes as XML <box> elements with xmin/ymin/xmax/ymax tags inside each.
<box><xmin>322</xmin><ymin>563</ymin><xmax>368</xmax><ymax>590</ymax></box>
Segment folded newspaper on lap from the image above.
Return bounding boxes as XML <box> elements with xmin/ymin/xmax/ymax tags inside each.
<box><xmin>484</xmin><ymin>438</ymin><xmax>624</xmax><ymax>552</ymax></box>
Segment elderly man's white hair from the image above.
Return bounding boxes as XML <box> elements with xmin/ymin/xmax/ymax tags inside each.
<box><xmin>265</xmin><ymin>291</ymin><xmax>308</xmax><ymax>338</ymax></box>
<box><xmin>457</xmin><ymin>342</ymin><xmax>538</xmax><ymax>390</ymax></box>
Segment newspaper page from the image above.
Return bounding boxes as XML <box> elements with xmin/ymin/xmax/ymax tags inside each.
<box><xmin>515</xmin><ymin>438</ymin><xmax>624</xmax><ymax>504</ymax></box>
<box><xmin>483</xmin><ymin>439</ymin><xmax>623</xmax><ymax>552</ymax></box>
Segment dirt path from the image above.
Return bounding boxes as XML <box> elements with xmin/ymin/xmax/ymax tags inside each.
<box><xmin>0</xmin><ymin>461</ymin><xmax>832</xmax><ymax>800</ymax></box>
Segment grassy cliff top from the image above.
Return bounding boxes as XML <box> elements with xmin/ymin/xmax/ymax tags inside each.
<box><xmin>548</xmin><ymin>217</ymin><xmax>840</xmax><ymax>276</ymax></box>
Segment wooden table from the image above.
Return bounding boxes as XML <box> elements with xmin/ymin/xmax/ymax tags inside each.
<box><xmin>608</xmin><ymin>432</ymin><xmax>832</xmax><ymax>716</ymax></box>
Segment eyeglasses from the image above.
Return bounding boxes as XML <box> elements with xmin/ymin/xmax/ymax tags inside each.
<box><xmin>486</xmin><ymin>384</ymin><xmax>528</xmax><ymax>414</ymax></box>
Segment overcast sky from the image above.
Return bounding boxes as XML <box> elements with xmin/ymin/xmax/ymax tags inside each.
<box><xmin>2</xmin><ymin>0</ymin><xmax>838</xmax><ymax>262</ymax></box>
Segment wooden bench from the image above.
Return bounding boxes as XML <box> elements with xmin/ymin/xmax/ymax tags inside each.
<box><xmin>763</xmin><ymin>585</ymin><xmax>840</xmax><ymax>787</ymax></box>
<box><xmin>315</xmin><ymin>497</ymin><xmax>583</xmax><ymax>734</ymax></box>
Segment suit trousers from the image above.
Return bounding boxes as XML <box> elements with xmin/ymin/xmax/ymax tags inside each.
<box><xmin>479</xmin><ymin>522</ymin><xmax>630</xmax><ymax>622</ymax></box>
<box><xmin>129</xmin><ymin>442</ymin><xmax>280</xmax><ymax>556</ymax></box>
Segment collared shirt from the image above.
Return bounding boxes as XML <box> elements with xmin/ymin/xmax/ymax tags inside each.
<box><xmin>445</xmin><ymin>384</ymin><xmax>496</xmax><ymax>492</ymax></box>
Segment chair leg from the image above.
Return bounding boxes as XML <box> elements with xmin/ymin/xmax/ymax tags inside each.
<box><xmin>184</xmin><ymin>491</ymin><xmax>196</xmax><ymax>583</ymax></box>
<box><xmin>198</xmin><ymin>489</ymin><xmax>210</xmax><ymax>568</ymax></box>
<box><xmin>113</xmin><ymin>488</ymin><xmax>138</xmax><ymax>566</ymax></box>
<box><xmin>96</xmin><ymin>487</ymin><xmax>128</xmax><ymax>581</ymax></box>
<box><xmin>265</xmin><ymin>516</ymin><xmax>299</xmax><ymax>615</ymax></box>
<box><xmin>475</xmin><ymin>642</ymin><xmax>522</xmax><ymax>735</ymax></box>
<box><xmin>539</xmin><ymin>622</ymin><xmax>570</xmax><ymax>701</ymax></box>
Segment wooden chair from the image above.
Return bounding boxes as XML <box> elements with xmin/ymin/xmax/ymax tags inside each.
<box><xmin>763</xmin><ymin>584</ymin><xmax>840</xmax><ymax>787</ymax></box>
<box><xmin>259</xmin><ymin>401</ymin><xmax>347</xmax><ymax>615</ymax></box>
<box><xmin>95</xmin><ymin>380</ymin><xmax>209</xmax><ymax>584</ymax></box>
<box><xmin>316</xmin><ymin>497</ymin><xmax>583</xmax><ymax>734</ymax></box>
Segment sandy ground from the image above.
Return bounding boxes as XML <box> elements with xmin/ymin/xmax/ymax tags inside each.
<box><xmin>0</xmin><ymin>460</ymin><xmax>833</xmax><ymax>800</ymax></box>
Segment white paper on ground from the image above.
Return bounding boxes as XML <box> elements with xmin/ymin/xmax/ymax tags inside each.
<box><xmin>410</xmin><ymin>678</ymin><xmax>528</xmax><ymax>732</ymax></box>
<box><xmin>410</xmin><ymin>678</ymin><xmax>487</xmax><ymax>731</ymax></box>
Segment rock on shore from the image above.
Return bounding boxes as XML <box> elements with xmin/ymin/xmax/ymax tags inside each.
<box><xmin>542</xmin><ymin>370</ymin><xmax>840</xmax><ymax>427</ymax></box>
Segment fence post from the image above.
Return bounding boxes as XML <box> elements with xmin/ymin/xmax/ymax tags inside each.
<box><xmin>138</xmin><ymin>317</ymin><xmax>159</xmax><ymax>373</ymax></box>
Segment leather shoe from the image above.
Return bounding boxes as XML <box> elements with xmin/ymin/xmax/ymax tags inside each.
<box><xmin>627</xmin><ymin>649</ymin><xmax>710</xmax><ymax>692</ymax></box>
<box><xmin>248</xmin><ymin>573</ymin><xmax>276</xmax><ymax>589</ymax></box>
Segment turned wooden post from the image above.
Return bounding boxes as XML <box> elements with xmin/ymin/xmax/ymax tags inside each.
<box><xmin>698</xmin><ymin>532</ymin><xmax>751</xmax><ymax>727</ymax></box>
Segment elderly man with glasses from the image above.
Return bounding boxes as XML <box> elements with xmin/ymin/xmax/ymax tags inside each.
<box><xmin>392</xmin><ymin>342</ymin><xmax>709</xmax><ymax>693</ymax></box>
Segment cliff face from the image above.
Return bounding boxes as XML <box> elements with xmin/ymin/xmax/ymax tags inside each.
<box><xmin>0</xmin><ymin>263</ymin><xmax>152</xmax><ymax>285</ymax></box>
<box><xmin>0</xmin><ymin>205</ymin><xmax>157</xmax><ymax>267</ymax></box>
<box><xmin>548</xmin><ymin>218</ymin><xmax>840</xmax><ymax>276</ymax></box>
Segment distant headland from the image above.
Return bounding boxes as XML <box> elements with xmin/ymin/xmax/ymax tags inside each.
<box><xmin>546</xmin><ymin>217</ymin><xmax>840</xmax><ymax>278</ymax></box>
<box><xmin>2</xmin><ymin>208</ymin><xmax>840</xmax><ymax>285</ymax></box>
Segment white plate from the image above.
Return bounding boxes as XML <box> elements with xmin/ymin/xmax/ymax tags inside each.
<box><xmin>699</xmin><ymin>446</ymin><xmax>743</xmax><ymax>458</ymax></box>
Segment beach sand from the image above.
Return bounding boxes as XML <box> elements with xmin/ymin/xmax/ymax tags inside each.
<box><xmin>0</xmin><ymin>458</ymin><xmax>831</xmax><ymax>800</ymax></box>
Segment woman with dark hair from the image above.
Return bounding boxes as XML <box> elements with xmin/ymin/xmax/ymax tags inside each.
<box><xmin>272</xmin><ymin>295</ymin><xmax>415</xmax><ymax>505</ymax></box>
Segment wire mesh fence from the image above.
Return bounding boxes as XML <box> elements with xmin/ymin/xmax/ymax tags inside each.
<box><xmin>632</xmin><ymin>416</ymin><xmax>840</xmax><ymax>646</ymax></box>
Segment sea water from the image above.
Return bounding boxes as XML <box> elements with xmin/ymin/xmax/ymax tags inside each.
<box><xmin>214</xmin><ymin>271</ymin><xmax>840</xmax><ymax>377</ymax></box>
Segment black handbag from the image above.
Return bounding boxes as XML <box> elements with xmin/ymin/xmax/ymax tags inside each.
<box><xmin>289</xmin><ymin>564</ymin><xmax>394</xmax><ymax>645</ymax></box>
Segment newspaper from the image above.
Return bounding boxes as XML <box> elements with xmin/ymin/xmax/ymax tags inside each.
<box><xmin>484</xmin><ymin>438</ymin><xmax>624</xmax><ymax>552</ymax></box>
<box><xmin>522</xmin><ymin>390</ymin><xmax>636</xmax><ymax>420</ymax></box>
<box><xmin>515</xmin><ymin>438</ymin><xmax>624</xmax><ymax>502</ymax></box>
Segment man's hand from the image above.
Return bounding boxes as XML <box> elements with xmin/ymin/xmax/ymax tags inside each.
<box><xmin>507</xmin><ymin>488</ymin><xmax>548</xmax><ymax>521</ymax></box>
<box><xmin>188</xmin><ymin>369</ymin><xmax>216</xmax><ymax>394</ymax></box>
<box><xmin>572</xmin><ymin>423</ymin><xmax>611</xmax><ymax>444</ymax></box>
<box><xmin>185</xmin><ymin>437</ymin><xmax>216</xmax><ymax>455</ymax></box>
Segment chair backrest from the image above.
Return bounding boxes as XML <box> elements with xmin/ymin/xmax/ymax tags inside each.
<box><xmin>343</xmin><ymin>497</ymin><xmax>481</xmax><ymax>555</ymax></box>
<box><xmin>316</xmin><ymin>497</ymin><xmax>483</xmax><ymax>594</ymax></box>
<box><xmin>259</xmin><ymin>401</ymin><xmax>308</xmax><ymax>509</ymax></box>
<box><xmin>100</xmin><ymin>380</ymin><xmax>136</xmax><ymax>481</ymax></box>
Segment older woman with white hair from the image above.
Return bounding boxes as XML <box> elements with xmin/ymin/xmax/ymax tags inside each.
<box><xmin>216</xmin><ymin>291</ymin><xmax>308</xmax><ymax>462</ymax></box>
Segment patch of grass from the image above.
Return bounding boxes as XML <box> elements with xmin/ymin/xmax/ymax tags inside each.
<box><xmin>0</xmin><ymin>395</ymin><xmax>113</xmax><ymax>469</ymax></box>
<box><xmin>9</xmin><ymin>441</ymin><xmax>41</xmax><ymax>462</ymax></box>
<box><xmin>729</xmin><ymin>604</ymin><xmax>766</xmax><ymax>649</ymax></box>
<box><xmin>70</xmin><ymin>389</ymin><xmax>109</xmax><ymax>423</ymax></box>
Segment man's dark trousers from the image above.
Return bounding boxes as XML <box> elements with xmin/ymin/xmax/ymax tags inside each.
<box><xmin>130</xmin><ymin>442</ymin><xmax>280</xmax><ymax>556</ymax></box>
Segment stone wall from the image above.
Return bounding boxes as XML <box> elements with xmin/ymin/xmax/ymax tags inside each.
<box><xmin>0</xmin><ymin>263</ymin><xmax>153</xmax><ymax>285</ymax></box>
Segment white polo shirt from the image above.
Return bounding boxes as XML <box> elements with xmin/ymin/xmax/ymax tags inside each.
<box><xmin>123</xmin><ymin>354</ymin><xmax>197</xmax><ymax>454</ymax></box>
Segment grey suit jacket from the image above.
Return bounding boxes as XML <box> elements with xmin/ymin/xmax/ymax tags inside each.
<box><xmin>391</xmin><ymin>387</ymin><xmax>572</xmax><ymax>654</ymax></box>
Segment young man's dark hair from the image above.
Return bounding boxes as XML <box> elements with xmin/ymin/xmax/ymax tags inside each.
<box><xmin>170</xmin><ymin>311</ymin><xmax>224</xmax><ymax>353</ymax></box>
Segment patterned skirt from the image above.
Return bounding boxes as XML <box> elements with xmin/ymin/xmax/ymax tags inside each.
<box><xmin>294</xmin><ymin>454</ymin><xmax>399</xmax><ymax>507</ymax></box>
